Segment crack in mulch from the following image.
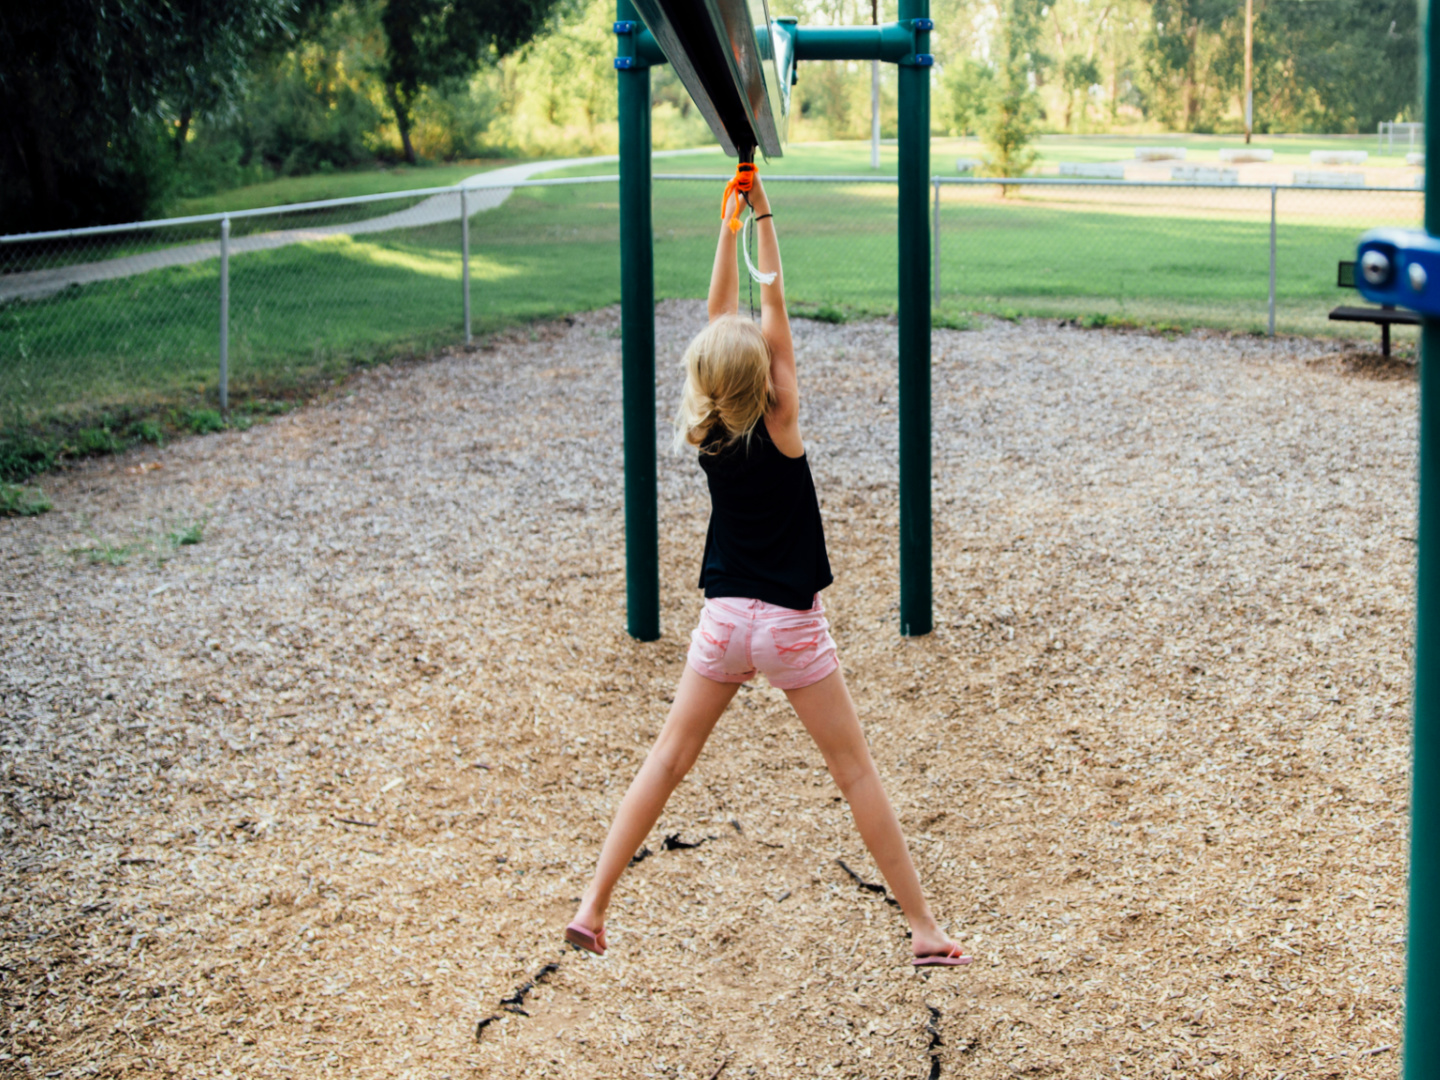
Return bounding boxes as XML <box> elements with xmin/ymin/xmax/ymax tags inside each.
<box><xmin>476</xmin><ymin>962</ymin><xmax>560</xmax><ymax>1040</ymax></box>
<box><xmin>835</xmin><ymin>858</ymin><xmax>899</xmax><ymax>907</ymax></box>
<box><xmin>631</xmin><ymin>831</ymin><xmax>720</xmax><ymax>866</ymax></box>
<box><xmin>925</xmin><ymin>1005</ymin><xmax>943</xmax><ymax>1079</ymax></box>
<box><xmin>661</xmin><ymin>832</ymin><xmax>716</xmax><ymax>851</ymax></box>
<box><xmin>478</xmin><ymin>832</ymin><xmax>724</xmax><ymax>1041</ymax></box>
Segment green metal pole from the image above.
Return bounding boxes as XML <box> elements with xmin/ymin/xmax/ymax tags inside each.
<box><xmin>617</xmin><ymin>1</ymin><xmax>660</xmax><ymax>641</ymax></box>
<box><xmin>1405</xmin><ymin>1</ymin><xmax>1440</xmax><ymax>1070</ymax></box>
<box><xmin>896</xmin><ymin>0</ymin><xmax>932</xmax><ymax>636</ymax></box>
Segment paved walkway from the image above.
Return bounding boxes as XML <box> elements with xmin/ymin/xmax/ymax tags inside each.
<box><xmin>0</xmin><ymin>153</ymin><xmax>668</xmax><ymax>303</ymax></box>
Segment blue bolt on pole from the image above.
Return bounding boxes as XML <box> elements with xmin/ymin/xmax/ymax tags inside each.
<box><xmin>896</xmin><ymin>0</ymin><xmax>932</xmax><ymax>636</ymax></box>
<box><xmin>616</xmin><ymin>0</ymin><xmax>660</xmax><ymax>641</ymax></box>
<box><xmin>1404</xmin><ymin>3</ymin><xmax>1440</xmax><ymax>1073</ymax></box>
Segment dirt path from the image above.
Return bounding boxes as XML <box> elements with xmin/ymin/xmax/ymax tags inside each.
<box><xmin>0</xmin><ymin>307</ymin><xmax>1415</xmax><ymax>1078</ymax></box>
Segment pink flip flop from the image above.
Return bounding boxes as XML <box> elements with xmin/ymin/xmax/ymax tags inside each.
<box><xmin>912</xmin><ymin>948</ymin><xmax>972</xmax><ymax>967</ymax></box>
<box><xmin>565</xmin><ymin>922</ymin><xmax>604</xmax><ymax>955</ymax></box>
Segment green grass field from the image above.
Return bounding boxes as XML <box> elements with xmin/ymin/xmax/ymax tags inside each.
<box><xmin>0</xmin><ymin>138</ymin><xmax>1421</xmax><ymax>479</ymax></box>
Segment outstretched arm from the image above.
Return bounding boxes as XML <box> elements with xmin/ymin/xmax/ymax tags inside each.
<box><xmin>748</xmin><ymin>180</ymin><xmax>798</xmax><ymax>432</ymax></box>
<box><xmin>707</xmin><ymin>216</ymin><xmax>739</xmax><ymax>320</ymax></box>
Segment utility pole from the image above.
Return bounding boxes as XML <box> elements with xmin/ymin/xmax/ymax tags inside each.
<box><xmin>871</xmin><ymin>0</ymin><xmax>881</xmax><ymax>169</ymax></box>
<box><xmin>1243</xmin><ymin>0</ymin><xmax>1254</xmax><ymax>143</ymax></box>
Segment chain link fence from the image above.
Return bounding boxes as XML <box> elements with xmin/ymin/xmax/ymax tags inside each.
<box><xmin>931</xmin><ymin>177</ymin><xmax>1422</xmax><ymax>335</ymax></box>
<box><xmin>0</xmin><ymin>171</ymin><xmax>1422</xmax><ymax>476</ymax></box>
<box><xmin>0</xmin><ymin>178</ymin><xmax>618</xmax><ymax>448</ymax></box>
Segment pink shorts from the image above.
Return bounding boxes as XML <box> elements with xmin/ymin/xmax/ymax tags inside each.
<box><xmin>686</xmin><ymin>595</ymin><xmax>840</xmax><ymax>691</ymax></box>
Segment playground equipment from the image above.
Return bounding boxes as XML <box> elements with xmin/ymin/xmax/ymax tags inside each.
<box><xmin>1353</xmin><ymin>14</ymin><xmax>1438</xmax><ymax>1076</ymax></box>
<box><xmin>614</xmin><ymin>0</ymin><xmax>934</xmax><ymax>641</ymax></box>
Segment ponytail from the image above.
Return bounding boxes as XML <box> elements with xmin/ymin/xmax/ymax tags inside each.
<box><xmin>673</xmin><ymin>315</ymin><xmax>775</xmax><ymax>454</ymax></box>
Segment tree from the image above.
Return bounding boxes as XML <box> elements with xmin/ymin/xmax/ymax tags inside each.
<box><xmin>1145</xmin><ymin>0</ymin><xmax>1237</xmax><ymax>130</ymax></box>
<box><xmin>1060</xmin><ymin>54</ymin><xmax>1101</xmax><ymax>131</ymax></box>
<box><xmin>943</xmin><ymin>57</ymin><xmax>994</xmax><ymax>138</ymax></box>
<box><xmin>162</xmin><ymin>0</ymin><xmax>302</xmax><ymax>159</ymax></box>
<box><xmin>1140</xmin><ymin>0</ymin><xmax>1416</xmax><ymax>134</ymax></box>
<box><xmin>379</xmin><ymin>0</ymin><xmax>558</xmax><ymax>163</ymax></box>
<box><xmin>1255</xmin><ymin>0</ymin><xmax>1417</xmax><ymax>133</ymax></box>
<box><xmin>1045</xmin><ymin>0</ymin><xmax>1113</xmax><ymax>132</ymax></box>
<box><xmin>0</xmin><ymin>0</ymin><xmax>300</xmax><ymax>231</ymax></box>
<box><xmin>980</xmin><ymin>0</ymin><xmax>1046</xmax><ymax>182</ymax></box>
<box><xmin>238</xmin><ymin>2</ymin><xmax>389</xmax><ymax>175</ymax></box>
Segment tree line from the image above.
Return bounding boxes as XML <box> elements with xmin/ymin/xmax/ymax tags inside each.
<box><xmin>0</xmin><ymin>0</ymin><xmax>1420</xmax><ymax>232</ymax></box>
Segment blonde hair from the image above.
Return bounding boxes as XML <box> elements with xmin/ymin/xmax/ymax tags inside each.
<box><xmin>673</xmin><ymin>315</ymin><xmax>775</xmax><ymax>453</ymax></box>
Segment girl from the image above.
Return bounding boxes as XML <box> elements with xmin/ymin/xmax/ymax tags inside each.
<box><xmin>566</xmin><ymin>172</ymin><xmax>969</xmax><ymax>968</ymax></box>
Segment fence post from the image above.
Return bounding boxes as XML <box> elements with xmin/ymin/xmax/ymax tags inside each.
<box><xmin>1268</xmin><ymin>185</ymin><xmax>1277</xmax><ymax>337</ymax></box>
<box><xmin>461</xmin><ymin>187</ymin><xmax>472</xmax><ymax>345</ymax></box>
<box><xmin>219</xmin><ymin>214</ymin><xmax>230</xmax><ymax>419</ymax></box>
<box><xmin>932</xmin><ymin>176</ymin><xmax>941</xmax><ymax>305</ymax></box>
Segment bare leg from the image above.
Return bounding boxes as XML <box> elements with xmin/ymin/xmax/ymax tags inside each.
<box><xmin>784</xmin><ymin>668</ymin><xmax>968</xmax><ymax>962</ymax></box>
<box><xmin>570</xmin><ymin>665</ymin><xmax>741</xmax><ymax>951</ymax></box>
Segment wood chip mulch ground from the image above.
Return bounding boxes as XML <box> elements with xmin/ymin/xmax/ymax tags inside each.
<box><xmin>0</xmin><ymin>301</ymin><xmax>1417</xmax><ymax>1079</ymax></box>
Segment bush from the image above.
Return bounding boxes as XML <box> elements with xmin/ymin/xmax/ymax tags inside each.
<box><xmin>247</xmin><ymin>60</ymin><xmax>384</xmax><ymax>175</ymax></box>
<box><xmin>0</xmin><ymin>482</ymin><xmax>51</xmax><ymax>517</ymax></box>
<box><xmin>169</xmin><ymin>127</ymin><xmax>271</xmax><ymax>200</ymax></box>
<box><xmin>410</xmin><ymin>76</ymin><xmax>503</xmax><ymax>160</ymax></box>
<box><xmin>789</xmin><ymin>303</ymin><xmax>849</xmax><ymax>324</ymax></box>
<box><xmin>168</xmin><ymin>520</ymin><xmax>205</xmax><ymax>546</ymax></box>
<box><xmin>0</xmin><ymin>425</ymin><xmax>57</xmax><ymax>483</ymax></box>
<box><xmin>74</xmin><ymin>426</ymin><xmax>121</xmax><ymax>456</ymax></box>
<box><xmin>0</xmin><ymin>120</ymin><xmax>172</xmax><ymax>235</ymax></box>
<box><xmin>182</xmin><ymin>409</ymin><xmax>226</xmax><ymax>435</ymax></box>
<box><xmin>131</xmin><ymin>421</ymin><xmax>165</xmax><ymax>446</ymax></box>
<box><xmin>934</xmin><ymin>310</ymin><xmax>975</xmax><ymax>331</ymax></box>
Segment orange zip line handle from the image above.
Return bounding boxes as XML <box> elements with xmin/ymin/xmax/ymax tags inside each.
<box><xmin>721</xmin><ymin>162</ymin><xmax>758</xmax><ymax>234</ymax></box>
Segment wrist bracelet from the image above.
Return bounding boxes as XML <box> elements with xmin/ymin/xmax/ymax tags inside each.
<box><xmin>755</xmin><ymin>212</ymin><xmax>773</xmax><ymax>222</ymax></box>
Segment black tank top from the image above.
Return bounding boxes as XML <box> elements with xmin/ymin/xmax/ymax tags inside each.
<box><xmin>697</xmin><ymin>419</ymin><xmax>833</xmax><ymax>610</ymax></box>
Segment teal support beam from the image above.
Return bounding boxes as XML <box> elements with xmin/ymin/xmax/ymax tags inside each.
<box><xmin>896</xmin><ymin>0</ymin><xmax>932</xmax><ymax>636</ymax></box>
<box><xmin>616</xmin><ymin>3</ymin><xmax>661</xmax><ymax>641</ymax></box>
<box><xmin>1405</xmin><ymin>0</ymin><xmax>1440</xmax><ymax>1069</ymax></box>
<box><xmin>634</xmin><ymin>29</ymin><xmax>667</xmax><ymax>67</ymax></box>
<box><xmin>777</xmin><ymin>20</ymin><xmax>913</xmax><ymax>63</ymax></box>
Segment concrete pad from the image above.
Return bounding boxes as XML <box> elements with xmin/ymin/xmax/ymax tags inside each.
<box><xmin>1293</xmin><ymin>170</ymin><xmax>1366</xmax><ymax>187</ymax></box>
<box><xmin>1135</xmin><ymin>147</ymin><xmax>1186</xmax><ymax>161</ymax></box>
<box><xmin>1059</xmin><ymin>161</ymin><xmax>1126</xmax><ymax>179</ymax></box>
<box><xmin>1218</xmin><ymin>148</ymin><xmax>1273</xmax><ymax>163</ymax></box>
<box><xmin>1171</xmin><ymin>166</ymin><xmax>1239</xmax><ymax>184</ymax></box>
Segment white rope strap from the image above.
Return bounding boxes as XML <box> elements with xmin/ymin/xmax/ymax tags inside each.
<box><xmin>741</xmin><ymin>211</ymin><xmax>777</xmax><ymax>286</ymax></box>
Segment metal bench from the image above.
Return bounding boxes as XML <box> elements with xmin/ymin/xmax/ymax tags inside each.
<box><xmin>1329</xmin><ymin>259</ymin><xmax>1419</xmax><ymax>356</ymax></box>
